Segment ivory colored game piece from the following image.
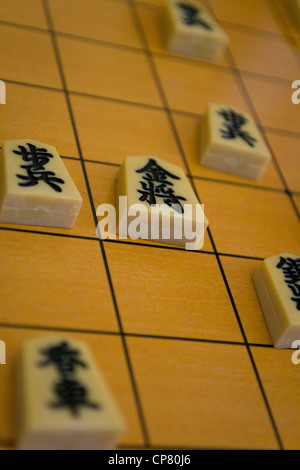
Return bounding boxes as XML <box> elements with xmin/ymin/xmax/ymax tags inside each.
<box><xmin>199</xmin><ymin>103</ymin><xmax>272</xmax><ymax>180</ymax></box>
<box><xmin>114</xmin><ymin>155</ymin><xmax>208</xmax><ymax>250</ymax></box>
<box><xmin>0</xmin><ymin>139</ymin><xmax>82</xmax><ymax>228</ymax></box>
<box><xmin>162</xmin><ymin>0</ymin><xmax>228</xmax><ymax>61</ymax></box>
<box><xmin>253</xmin><ymin>253</ymin><xmax>300</xmax><ymax>349</ymax></box>
<box><xmin>15</xmin><ymin>335</ymin><xmax>126</xmax><ymax>450</ymax></box>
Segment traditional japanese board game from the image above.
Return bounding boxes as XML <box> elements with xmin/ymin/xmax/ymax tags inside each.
<box><xmin>0</xmin><ymin>0</ymin><xmax>300</xmax><ymax>451</ymax></box>
<box><xmin>0</xmin><ymin>138</ymin><xmax>82</xmax><ymax>228</ymax></box>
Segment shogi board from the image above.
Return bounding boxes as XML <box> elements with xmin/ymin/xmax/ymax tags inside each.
<box><xmin>0</xmin><ymin>0</ymin><xmax>300</xmax><ymax>451</ymax></box>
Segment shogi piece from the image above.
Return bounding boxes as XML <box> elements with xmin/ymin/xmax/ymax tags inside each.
<box><xmin>253</xmin><ymin>253</ymin><xmax>300</xmax><ymax>349</ymax></box>
<box><xmin>15</xmin><ymin>335</ymin><xmax>126</xmax><ymax>450</ymax></box>
<box><xmin>199</xmin><ymin>104</ymin><xmax>272</xmax><ymax>180</ymax></box>
<box><xmin>115</xmin><ymin>156</ymin><xmax>208</xmax><ymax>250</ymax></box>
<box><xmin>162</xmin><ymin>0</ymin><xmax>228</xmax><ymax>61</ymax></box>
<box><xmin>0</xmin><ymin>139</ymin><xmax>82</xmax><ymax>228</ymax></box>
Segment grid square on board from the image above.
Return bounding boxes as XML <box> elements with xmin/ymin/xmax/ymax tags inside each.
<box><xmin>194</xmin><ymin>178</ymin><xmax>300</xmax><ymax>259</ymax></box>
<box><xmin>103</xmin><ymin>242</ymin><xmax>243</xmax><ymax>342</ymax></box>
<box><xmin>153</xmin><ymin>54</ymin><xmax>251</xmax><ymax>115</ymax></box>
<box><xmin>0</xmin><ymin>158</ymin><xmax>96</xmax><ymax>239</ymax></box>
<box><xmin>209</xmin><ymin>0</ymin><xmax>288</xmax><ymax>35</ymax></box>
<box><xmin>0</xmin><ymin>83</ymin><xmax>79</xmax><ymax>159</ymax></box>
<box><xmin>242</xmin><ymin>74</ymin><xmax>300</xmax><ymax>135</ymax></box>
<box><xmin>70</xmin><ymin>94</ymin><xmax>184</xmax><ymax>168</ymax></box>
<box><xmin>48</xmin><ymin>0</ymin><xmax>143</xmax><ymax>49</ymax></box>
<box><xmin>127</xmin><ymin>336</ymin><xmax>278</xmax><ymax>449</ymax></box>
<box><xmin>57</xmin><ymin>36</ymin><xmax>163</xmax><ymax>107</ymax></box>
<box><xmin>226</xmin><ymin>26</ymin><xmax>300</xmax><ymax>81</ymax></box>
<box><xmin>0</xmin><ymin>327</ymin><xmax>144</xmax><ymax>447</ymax></box>
<box><xmin>85</xmin><ymin>161</ymin><xmax>214</xmax><ymax>252</ymax></box>
<box><xmin>220</xmin><ymin>256</ymin><xmax>273</xmax><ymax>346</ymax></box>
<box><xmin>0</xmin><ymin>24</ymin><xmax>62</xmax><ymax>89</ymax></box>
<box><xmin>0</xmin><ymin>0</ymin><xmax>48</xmax><ymax>29</ymax></box>
<box><xmin>172</xmin><ymin>112</ymin><xmax>285</xmax><ymax>190</ymax></box>
<box><xmin>0</xmin><ymin>230</ymin><xmax>119</xmax><ymax>333</ymax></box>
<box><xmin>265</xmin><ymin>130</ymin><xmax>300</xmax><ymax>193</ymax></box>
<box><xmin>251</xmin><ymin>346</ymin><xmax>300</xmax><ymax>450</ymax></box>
<box><xmin>136</xmin><ymin>1</ymin><xmax>230</xmax><ymax>67</ymax></box>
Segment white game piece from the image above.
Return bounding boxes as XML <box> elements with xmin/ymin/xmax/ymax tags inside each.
<box><xmin>162</xmin><ymin>0</ymin><xmax>228</xmax><ymax>61</ymax></box>
<box><xmin>253</xmin><ymin>253</ymin><xmax>300</xmax><ymax>349</ymax></box>
<box><xmin>199</xmin><ymin>103</ymin><xmax>272</xmax><ymax>180</ymax></box>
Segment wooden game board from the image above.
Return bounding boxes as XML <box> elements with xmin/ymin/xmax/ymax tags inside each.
<box><xmin>0</xmin><ymin>0</ymin><xmax>299</xmax><ymax>451</ymax></box>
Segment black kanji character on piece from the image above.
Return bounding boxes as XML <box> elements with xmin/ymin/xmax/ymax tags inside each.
<box><xmin>38</xmin><ymin>341</ymin><xmax>100</xmax><ymax>417</ymax></box>
<box><xmin>38</xmin><ymin>341</ymin><xmax>87</xmax><ymax>375</ymax></box>
<box><xmin>276</xmin><ymin>256</ymin><xmax>300</xmax><ymax>311</ymax></box>
<box><xmin>136</xmin><ymin>158</ymin><xmax>187</xmax><ymax>213</ymax></box>
<box><xmin>50</xmin><ymin>377</ymin><xmax>99</xmax><ymax>416</ymax></box>
<box><xmin>218</xmin><ymin>109</ymin><xmax>257</xmax><ymax>148</ymax></box>
<box><xmin>13</xmin><ymin>143</ymin><xmax>65</xmax><ymax>192</ymax></box>
<box><xmin>176</xmin><ymin>2</ymin><xmax>213</xmax><ymax>30</ymax></box>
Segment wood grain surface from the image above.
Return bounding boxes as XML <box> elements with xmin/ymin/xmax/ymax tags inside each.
<box><xmin>0</xmin><ymin>0</ymin><xmax>299</xmax><ymax>450</ymax></box>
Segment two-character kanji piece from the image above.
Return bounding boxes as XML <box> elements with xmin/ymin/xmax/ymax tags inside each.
<box><xmin>0</xmin><ymin>139</ymin><xmax>82</xmax><ymax>228</ymax></box>
<box><xmin>1</xmin><ymin>0</ymin><xmax>299</xmax><ymax>452</ymax></box>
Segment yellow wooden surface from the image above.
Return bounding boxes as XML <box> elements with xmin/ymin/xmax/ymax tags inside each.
<box><xmin>0</xmin><ymin>0</ymin><xmax>299</xmax><ymax>450</ymax></box>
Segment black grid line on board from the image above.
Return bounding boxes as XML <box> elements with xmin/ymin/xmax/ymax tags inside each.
<box><xmin>41</xmin><ymin>0</ymin><xmax>151</xmax><ymax>448</ymax></box>
<box><xmin>0</xmin><ymin>8</ymin><xmax>296</xmax><ymax>319</ymax></box>
<box><xmin>1</xmin><ymin>0</ymin><xmax>297</xmax><ymax>44</ymax></box>
<box><xmin>127</xmin><ymin>0</ymin><xmax>286</xmax><ymax>450</ymax></box>
<box><xmin>0</xmin><ymin>321</ymin><xmax>272</xmax><ymax>348</ymax></box>
<box><xmin>0</xmin><ymin>222</ymin><xmax>275</xmax><ymax>264</ymax></box>
<box><xmin>0</xmin><ymin>2</ymin><xmax>299</xmax><ymax>66</ymax></box>
<box><xmin>0</xmin><ymin>10</ymin><xmax>297</xmax><ymax>291</ymax></box>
